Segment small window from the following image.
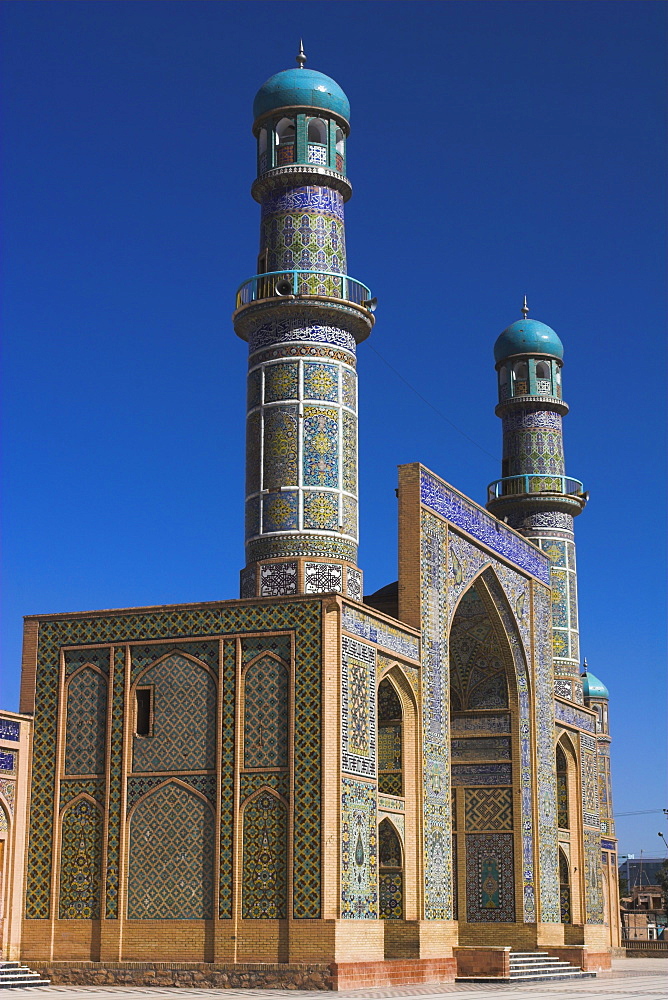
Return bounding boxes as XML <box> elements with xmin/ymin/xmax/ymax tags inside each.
<box><xmin>499</xmin><ymin>365</ymin><xmax>508</xmax><ymax>386</ymax></box>
<box><xmin>258</xmin><ymin>128</ymin><xmax>267</xmax><ymax>155</ymax></box>
<box><xmin>513</xmin><ymin>361</ymin><xmax>528</xmax><ymax>381</ymax></box>
<box><xmin>335</xmin><ymin>128</ymin><xmax>344</xmax><ymax>154</ymax></box>
<box><xmin>308</xmin><ymin>118</ymin><xmax>327</xmax><ymax>144</ymax></box>
<box><xmin>535</xmin><ymin>361</ymin><xmax>550</xmax><ymax>380</ymax></box>
<box><xmin>135</xmin><ymin>688</ymin><xmax>153</xmax><ymax>737</ymax></box>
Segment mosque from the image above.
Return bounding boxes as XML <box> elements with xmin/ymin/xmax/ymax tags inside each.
<box><xmin>0</xmin><ymin>50</ymin><xmax>621</xmax><ymax>988</ymax></box>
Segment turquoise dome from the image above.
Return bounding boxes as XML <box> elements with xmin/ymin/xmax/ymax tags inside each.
<box><xmin>253</xmin><ymin>67</ymin><xmax>350</xmax><ymax>121</ymax></box>
<box><xmin>582</xmin><ymin>670</ymin><xmax>609</xmax><ymax>700</ymax></box>
<box><xmin>494</xmin><ymin>318</ymin><xmax>564</xmax><ymax>363</ymax></box>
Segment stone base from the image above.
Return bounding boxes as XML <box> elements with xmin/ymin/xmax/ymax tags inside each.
<box><xmin>27</xmin><ymin>958</ymin><xmax>458</xmax><ymax>991</ymax></box>
<box><xmin>26</xmin><ymin>962</ymin><xmax>333</xmax><ymax>991</ymax></box>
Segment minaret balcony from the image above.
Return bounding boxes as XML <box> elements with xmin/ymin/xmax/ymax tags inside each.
<box><xmin>235</xmin><ymin>269</ymin><xmax>373</xmax><ymax>310</ymax></box>
<box><xmin>486</xmin><ymin>474</ymin><xmax>588</xmax><ymax>517</ymax></box>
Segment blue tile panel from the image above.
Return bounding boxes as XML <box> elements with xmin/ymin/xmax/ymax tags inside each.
<box><xmin>341</xmin><ymin>605</ymin><xmax>420</xmax><ymax>661</ymax></box>
<box><xmin>0</xmin><ymin>719</ymin><xmax>20</xmax><ymax>741</ymax></box>
<box><xmin>554</xmin><ymin>700</ymin><xmax>595</xmax><ymax>732</ymax></box>
<box><xmin>0</xmin><ymin>751</ymin><xmax>16</xmax><ymax>772</ymax></box>
<box><xmin>420</xmin><ymin>470</ymin><xmax>551</xmax><ymax>585</ymax></box>
<box><xmin>340</xmin><ymin>777</ymin><xmax>378</xmax><ymax>918</ymax></box>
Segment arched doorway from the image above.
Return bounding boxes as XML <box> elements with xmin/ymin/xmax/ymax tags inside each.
<box><xmin>378</xmin><ymin>818</ymin><xmax>403</xmax><ymax>919</ymax></box>
<box><xmin>559</xmin><ymin>847</ymin><xmax>571</xmax><ymax>923</ymax></box>
<box><xmin>449</xmin><ymin>580</ymin><xmax>518</xmax><ymax>928</ymax></box>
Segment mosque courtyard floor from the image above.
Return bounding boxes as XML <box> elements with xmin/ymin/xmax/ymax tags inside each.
<box><xmin>5</xmin><ymin>960</ymin><xmax>666</xmax><ymax>1000</ymax></box>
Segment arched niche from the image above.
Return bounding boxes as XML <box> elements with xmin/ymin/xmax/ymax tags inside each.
<box><xmin>58</xmin><ymin>795</ymin><xmax>103</xmax><ymax>919</ymax></box>
<box><xmin>307</xmin><ymin>117</ymin><xmax>327</xmax><ymax>144</ymax></box>
<box><xmin>449</xmin><ymin>575</ymin><xmax>526</xmax><ymax>926</ymax></box>
<box><xmin>241</xmin><ymin>789</ymin><xmax>288</xmax><ymax>920</ymax></box>
<box><xmin>378</xmin><ymin>818</ymin><xmax>403</xmax><ymax>919</ymax></box>
<box><xmin>378</xmin><ymin>678</ymin><xmax>403</xmax><ymax>796</ymax></box>
<box><xmin>242</xmin><ymin>653</ymin><xmax>289</xmax><ymax>770</ymax></box>
<box><xmin>64</xmin><ymin>665</ymin><xmax>107</xmax><ymax>776</ymax></box>
<box><xmin>127</xmin><ymin>780</ymin><xmax>214</xmax><ymax>919</ymax></box>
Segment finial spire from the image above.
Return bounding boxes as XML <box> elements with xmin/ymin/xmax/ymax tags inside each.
<box><xmin>296</xmin><ymin>39</ymin><xmax>306</xmax><ymax>68</ymax></box>
<box><xmin>521</xmin><ymin>295</ymin><xmax>529</xmax><ymax>319</ymax></box>
<box><xmin>582</xmin><ymin>657</ymin><xmax>588</xmax><ymax>674</ymax></box>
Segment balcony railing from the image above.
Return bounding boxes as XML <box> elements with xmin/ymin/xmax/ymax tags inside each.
<box><xmin>487</xmin><ymin>474</ymin><xmax>585</xmax><ymax>503</ymax></box>
<box><xmin>235</xmin><ymin>270</ymin><xmax>371</xmax><ymax>310</ymax></box>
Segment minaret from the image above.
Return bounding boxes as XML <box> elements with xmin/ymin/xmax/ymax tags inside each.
<box><xmin>234</xmin><ymin>46</ymin><xmax>374</xmax><ymax>600</ymax></box>
<box><xmin>487</xmin><ymin>301</ymin><xmax>587</xmax><ymax>702</ymax></box>
<box><xmin>582</xmin><ymin>661</ymin><xmax>615</xmax><ymax>836</ymax></box>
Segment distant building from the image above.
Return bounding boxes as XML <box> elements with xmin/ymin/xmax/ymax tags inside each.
<box><xmin>619</xmin><ymin>857</ymin><xmax>667</xmax><ymax>941</ymax></box>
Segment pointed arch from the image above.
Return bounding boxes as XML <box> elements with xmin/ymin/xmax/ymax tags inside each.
<box><xmin>127</xmin><ymin>780</ymin><xmax>214</xmax><ymax>919</ymax></box>
<box><xmin>0</xmin><ymin>796</ymin><xmax>9</xmax><ymax>834</ymax></box>
<box><xmin>58</xmin><ymin>794</ymin><xmax>103</xmax><ymax>919</ymax></box>
<box><xmin>131</xmin><ymin>651</ymin><xmax>217</xmax><ymax>772</ymax></box>
<box><xmin>64</xmin><ymin>665</ymin><xmax>108</xmax><ymax>776</ymax></box>
<box><xmin>559</xmin><ymin>846</ymin><xmax>571</xmax><ymax>923</ymax></box>
<box><xmin>243</xmin><ymin>653</ymin><xmax>289</xmax><ymax>770</ymax></box>
<box><xmin>126</xmin><ymin>775</ymin><xmax>212</xmax><ymax>821</ymax></box>
<box><xmin>378</xmin><ymin>817</ymin><xmax>403</xmax><ymax>919</ymax></box>
<box><xmin>241</xmin><ymin>789</ymin><xmax>288</xmax><ymax>919</ymax></box>
<box><xmin>378</xmin><ymin>677</ymin><xmax>403</xmax><ymax>796</ymax></box>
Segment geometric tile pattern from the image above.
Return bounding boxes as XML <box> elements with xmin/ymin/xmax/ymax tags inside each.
<box><xmin>303</xmin><ymin>362</ymin><xmax>339</xmax><ymax>401</ymax></box>
<box><xmin>64</xmin><ymin>646</ymin><xmax>110</xmax><ymax>677</ymax></box>
<box><xmin>342</xmin><ymin>605</ymin><xmax>420</xmax><ymax>661</ymax></box>
<box><xmin>242</xmin><ymin>792</ymin><xmax>288</xmax><ymax>919</ymax></box>
<box><xmin>243</xmin><ymin>655</ymin><xmax>289</xmax><ymax>769</ymax></box>
<box><xmin>130</xmin><ymin>641</ymin><xmax>219</xmax><ymax>681</ymax></box>
<box><xmin>304</xmin><ymin>561</ymin><xmax>343</xmax><ymax>594</ymax></box>
<box><xmin>260</xmin><ymin>561</ymin><xmax>298</xmax><ymax>597</ymax></box>
<box><xmin>126</xmin><ymin>774</ymin><xmax>216</xmax><ymax>809</ymax></box>
<box><xmin>465</xmin><ymin>832</ymin><xmax>515</xmax><ymax>922</ymax></box>
<box><xmin>580</xmin><ymin>732</ymin><xmax>600</xmax><ymax>829</ymax></box>
<box><xmin>260</xmin><ymin>206</ymin><xmax>346</xmax><ymax>274</ymax></box>
<box><xmin>452</xmin><ymin>737</ymin><xmax>512</xmax><ymax>760</ymax></box>
<box><xmin>219</xmin><ymin>640</ymin><xmax>236</xmax><ymax>919</ymax></box>
<box><xmin>59</xmin><ymin>779</ymin><xmax>105</xmax><ymax>809</ymax></box>
<box><xmin>420</xmin><ymin>471</ymin><xmax>551</xmax><ymax>585</ymax></box>
<box><xmin>341</xmin><ymin>777</ymin><xmax>378</xmax><ymax>919</ymax></box>
<box><xmin>0</xmin><ymin>800</ymin><xmax>8</xmax><ymax>832</ymax></box>
<box><xmin>556</xmin><ymin>745</ymin><xmax>569</xmax><ymax>829</ymax></box>
<box><xmin>263</xmin><ymin>405</ymin><xmax>299</xmax><ymax>489</ymax></box>
<box><xmin>105</xmin><ymin>646</ymin><xmax>126</xmax><ymax>919</ymax></box>
<box><xmin>449</xmin><ymin>586</ymin><xmax>509</xmax><ymax>711</ymax></box>
<box><xmin>58</xmin><ymin>798</ymin><xmax>103</xmax><ymax>919</ymax></box>
<box><xmin>132</xmin><ymin>654</ymin><xmax>217</xmax><ymax>772</ymax></box>
<box><xmin>64</xmin><ymin>667</ymin><xmax>108</xmax><ymax>775</ymax></box>
<box><xmin>26</xmin><ymin>600</ymin><xmax>322</xmax><ymax>921</ymax></box>
<box><xmin>240</xmin><ymin>771</ymin><xmax>290</xmax><ymax>803</ymax></box>
<box><xmin>341</xmin><ymin>635</ymin><xmax>376</xmax><ymax>778</ymax></box>
<box><xmin>554</xmin><ymin>700</ymin><xmax>595</xmax><ymax>732</ymax></box>
<box><xmin>0</xmin><ymin>778</ymin><xmax>16</xmax><ymax>814</ymax></box>
<box><xmin>127</xmin><ymin>782</ymin><xmax>214</xmax><ymax>919</ymax></box>
<box><xmin>583</xmin><ymin>827</ymin><xmax>604</xmax><ymax>923</ymax></box>
<box><xmin>464</xmin><ymin>787</ymin><xmax>513</xmax><ymax>831</ymax></box>
<box><xmin>379</xmin><ymin>819</ymin><xmax>403</xmax><ymax>920</ymax></box>
<box><xmin>303</xmin><ymin>490</ymin><xmax>339</xmax><ymax>530</ymax></box>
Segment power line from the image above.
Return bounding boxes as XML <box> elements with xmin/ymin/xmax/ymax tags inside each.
<box><xmin>615</xmin><ymin>809</ymin><xmax>665</xmax><ymax>817</ymax></box>
<box><xmin>367</xmin><ymin>343</ymin><xmax>498</xmax><ymax>461</ymax></box>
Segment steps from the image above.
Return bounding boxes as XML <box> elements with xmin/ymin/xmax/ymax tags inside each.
<box><xmin>508</xmin><ymin>951</ymin><xmax>595</xmax><ymax>981</ymax></box>
<box><xmin>456</xmin><ymin>950</ymin><xmax>597</xmax><ymax>983</ymax></box>
<box><xmin>0</xmin><ymin>962</ymin><xmax>51</xmax><ymax>989</ymax></box>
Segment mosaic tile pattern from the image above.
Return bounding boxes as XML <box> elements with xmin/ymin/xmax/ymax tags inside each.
<box><xmin>248</xmin><ymin>316</ymin><xmax>357</xmax><ymax>356</ymax></box>
<box><xmin>379</xmin><ymin>820</ymin><xmax>403</xmax><ymax>919</ymax></box>
<box><xmin>465</xmin><ymin>833</ymin><xmax>515</xmax><ymax>922</ymax></box>
<box><xmin>580</xmin><ymin>732</ymin><xmax>600</xmax><ymax>828</ymax></box>
<box><xmin>242</xmin><ymin>634</ymin><xmax>291</xmax><ymax>663</ymax></box>
<box><xmin>251</xmin><ymin>342</ymin><xmax>355</xmax><ymax>368</ymax></box>
<box><xmin>0</xmin><ymin>801</ymin><xmax>8</xmax><ymax>832</ymax></box>
<box><xmin>342</xmin><ymin>606</ymin><xmax>420</xmax><ymax>661</ymax></box>
<box><xmin>421</xmin><ymin>471</ymin><xmax>551</xmax><ymax>584</ymax></box>
<box><xmin>452</xmin><ymin>763</ymin><xmax>512</xmax><ymax>786</ymax></box>
<box><xmin>264</xmin><ymin>361</ymin><xmax>299</xmax><ymax>402</ymax></box>
<box><xmin>26</xmin><ymin>601</ymin><xmax>322</xmax><ymax>921</ymax></box>
<box><xmin>260</xmin><ymin>203</ymin><xmax>347</xmax><ymax>274</ymax></box>
<box><xmin>532</xmin><ymin>582</ymin><xmax>560</xmax><ymax>922</ymax></box>
<box><xmin>346</xmin><ymin>566</ymin><xmax>362</xmax><ymax>601</ymax></box>
<box><xmin>58</xmin><ymin>798</ymin><xmax>103</xmax><ymax>919</ymax></box>
<box><xmin>342</xmin><ymin>411</ymin><xmax>357</xmax><ymax>494</ymax></box>
<box><xmin>420</xmin><ymin>510</ymin><xmax>451</xmax><ymax>919</ymax></box>
<box><xmin>584</xmin><ymin>827</ymin><xmax>604</xmax><ymax>923</ymax></box>
<box><xmin>0</xmin><ymin>777</ymin><xmax>16</xmax><ymax>813</ymax></box>
<box><xmin>0</xmin><ymin>751</ymin><xmax>16</xmax><ymax>774</ymax></box>
<box><xmin>341</xmin><ymin>777</ymin><xmax>378</xmax><ymax>919</ymax></box>
<box><xmin>130</xmin><ymin>640</ymin><xmax>219</xmax><ymax>680</ymax></box>
<box><xmin>104</xmin><ymin>646</ymin><xmax>125</xmax><ymax>919</ymax></box>
<box><xmin>64</xmin><ymin>667</ymin><xmax>108</xmax><ymax>775</ymax></box>
<box><xmin>304</xmin><ymin>361</ymin><xmax>339</xmax><ymax>401</ymax></box>
<box><xmin>341</xmin><ymin>635</ymin><xmax>376</xmax><ymax>778</ymax></box>
<box><xmin>304</xmin><ymin>562</ymin><xmax>343</xmax><ymax>594</ymax></box>
<box><xmin>449</xmin><ymin>587</ymin><xmax>509</xmax><ymax>712</ymax></box>
<box><xmin>260</xmin><ymin>186</ymin><xmax>345</xmax><ymax>221</ymax></box>
<box><xmin>303</xmin><ymin>490</ymin><xmax>338</xmax><ymax>530</ymax></box>
<box><xmin>132</xmin><ymin>654</ymin><xmax>217</xmax><ymax>772</ymax></box>
<box><xmin>240</xmin><ymin>771</ymin><xmax>289</xmax><ymax>802</ymax></box>
<box><xmin>451</xmin><ymin>713</ymin><xmax>510</xmax><ymax>734</ymax></box>
<box><xmin>0</xmin><ymin>719</ymin><xmax>21</xmax><ymax>741</ymax></box>
<box><xmin>248</xmin><ymin>532</ymin><xmax>356</xmax><ymax>563</ymax></box>
<box><xmin>219</xmin><ymin>640</ymin><xmax>236</xmax><ymax>918</ymax></box>
<box><xmin>260</xmin><ymin>561</ymin><xmax>297</xmax><ymax>596</ymax></box>
<box><xmin>126</xmin><ymin>774</ymin><xmax>216</xmax><ymax>808</ymax></box>
<box><xmin>262</xmin><ymin>490</ymin><xmax>299</xmax><ymax>533</ymax></box>
<box><xmin>554</xmin><ymin>700</ymin><xmax>595</xmax><ymax>732</ymax></box>
<box><xmin>465</xmin><ymin>788</ymin><xmax>513</xmax><ymax>831</ymax></box>
<box><xmin>60</xmin><ymin>778</ymin><xmax>105</xmax><ymax>808</ymax></box>
<box><xmin>263</xmin><ymin>404</ymin><xmax>299</xmax><ymax>489</ymax></box>
<box><xmin>244</xmin><ymin>655</ymin><xmax>289</xmax><ymax>769</ymax></box>
<box><xmin>452</xmin><ymin>737</ymin><xmax>512</xmax><ymax>760</ymax></box>
<box><xmin>242</xmin><ymin>792</ymin><xmax>288</xmax><ymax>919</ymax></box>
<box><xmin>128</xmin><ymin>782</ymin><xmax>214</xmax><ymax>919</ymax></box>
<box><xmin>342</xmin><ymin>495</ymin><xmax>357</xmax><ymax>539</ymax></box>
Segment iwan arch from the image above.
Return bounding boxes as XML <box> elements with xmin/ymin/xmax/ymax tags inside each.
<box><xmin>3</xmin><ymin>48</ymin><xmax>619</xmax><ymax>989</ymax></box>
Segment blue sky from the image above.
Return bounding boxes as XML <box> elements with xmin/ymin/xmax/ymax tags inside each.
<box><xmin>1</xmin><ymin>1</ymin><xmax>665</xmax><ymax>857</ymax></box>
